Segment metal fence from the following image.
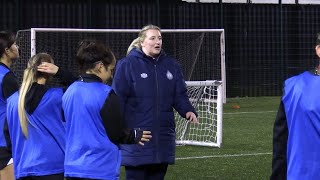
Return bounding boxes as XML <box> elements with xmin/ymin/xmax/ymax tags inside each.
<box><xmin>2</xmin><ymin>0</ymin><xmax>320</xmax><ymax>97</ymax></box>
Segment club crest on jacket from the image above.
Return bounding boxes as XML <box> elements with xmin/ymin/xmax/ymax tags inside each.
<box><xmin>141</xmin><ymin>73</ymin><xmax>148</xmax><ymax>78</ymax></box>
<box><xmin>167</xmin><ymin>70</ymin><xmax>173</xmax><ymax>80</ymax></box>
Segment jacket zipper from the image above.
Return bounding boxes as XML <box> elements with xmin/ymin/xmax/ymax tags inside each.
<box><xmin>154</xmin><ymin>64</ymin><xmax>160</xmax><ymax>162</ymax></box>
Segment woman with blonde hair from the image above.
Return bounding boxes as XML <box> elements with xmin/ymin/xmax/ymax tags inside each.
<box><xmin>6</xmin><ymin>53</ymin><xmax>66</xmax><ymax>180</ymax></box>
<box><xmin>113</xmin><ymin>24</ymin><xmax>198</xmax><ymax>180</ymax></box>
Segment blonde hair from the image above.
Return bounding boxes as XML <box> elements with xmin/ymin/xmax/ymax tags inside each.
<box><xmin>18</xmin><ymin>53</ymin><xmax>54</xmax><ymax>138</ymax></box>
<box><xmin>127</xmin><ymin>24</ymin><xmax>161</xmax><ymax>55</ymax></box>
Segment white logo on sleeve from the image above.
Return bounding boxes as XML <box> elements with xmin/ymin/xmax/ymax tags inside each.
<box><xmin>141</xmin><ymin>73</ymin><xmax>148</xmax><ymax>78</ymax></box>
<box><xmin>166</xmin><ymin>70</ymin><xmax>173</xmax><ymax>80</ymax></box>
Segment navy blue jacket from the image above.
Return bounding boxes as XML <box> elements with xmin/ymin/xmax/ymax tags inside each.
<box><xmin>112</xmin><ymin>48</ymin><xmax>197</xmax><ymax>166</ymax></box>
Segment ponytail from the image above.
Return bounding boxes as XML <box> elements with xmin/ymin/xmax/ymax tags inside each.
<box><xmin>18</xmin><ymin>53</ymin><xmax>53</xmax><ymax>138</ymax></box>
<box><xmin>127</xmin><ymin>38</ymin><xmax>141</xmax><ymax>55</ymax></box>
<box><xmin>18</xmin><ymin>67</ymin><xmax>35</xmax><ymax>137</ymax></box>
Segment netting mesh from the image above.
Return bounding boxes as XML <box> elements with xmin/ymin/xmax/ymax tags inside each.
<box><xmin>175</xmin><ymin>81</ymin><xmax>222</xmax><ymax>147</ymax></box>
<box><xmin>14</xmin><ymin>29</ymin><xmax>223</xmax><ymax>87</ymax></box>
<box><xmin>163</xmin><ymin>32</ymin><xmax>222</xmax><ymax>81</ymax></box>
<box><xmin>13</xmin><ymin>30</ymin><xmax>31</xmax><ymax>80</ymax></box>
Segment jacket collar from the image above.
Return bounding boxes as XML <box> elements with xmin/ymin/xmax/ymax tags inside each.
<box><xmin>130</xmin><ymin>48</ymin><xmax>166</xmax><ymax>62</ymax></box>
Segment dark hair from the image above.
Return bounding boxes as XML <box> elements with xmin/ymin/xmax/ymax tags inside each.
<box><xmin>76</xmin><ymin>40</ymin><xmax>115</xmax><ymax>73</ymax></box>
<box><xmin>0</xmin><ymin>31</ymin><xmax>16</xmax><ymax>56</ymax></box>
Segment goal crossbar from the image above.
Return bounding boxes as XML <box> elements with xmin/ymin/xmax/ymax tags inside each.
<box><xmin>30</xmin><ymin>28</ymin><xmax>225</xmax><ymax>33</ymax></box>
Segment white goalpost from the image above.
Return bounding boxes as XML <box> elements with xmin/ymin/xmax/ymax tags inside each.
<box><xmin>14</xmin><ymin>28</ymin><xmax>225</xmax><ymax>148</ymax></box>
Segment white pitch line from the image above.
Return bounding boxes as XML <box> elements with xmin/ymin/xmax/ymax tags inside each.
<box><xmin>224</xmin><ymin>111</ymin><xmax>276</xmax><ymax>115</ymax></box>
<box><xmin>176</xmin><ymin>152</ymin><xmax>271</xmax><ymax>160</ymax></box>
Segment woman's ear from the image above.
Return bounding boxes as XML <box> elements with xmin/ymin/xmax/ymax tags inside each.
<box><xmin>4</xmin><ymin>47</ymin><xmax>10</xmax><ymax>55</ymax></box>
<box><xmin>95</xmin><ymin>62</ymin><xmax>104</xmax><ymax>73</ymax></box>
<box><xmin>316</xmin><ymin>45</ymin><xmax>320</xmax><ymax>57</ymax></box>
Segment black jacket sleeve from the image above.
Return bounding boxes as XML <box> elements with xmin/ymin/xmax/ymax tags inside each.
<box><xmin>2</xmin><ymin>72</ymin><xmax>19</xmax><ymax>99</ymax></box>
<box><xmin>100</xmin><ymin>91</ymin><xmax>141</xmax><ymax>145</ymax></box>
<box><xmin>270</xmin><ymin>101</ymin><xmax>288</xmax><ymax>180</ymax></box>
<box><xmin>2</xmin><ymin>72</ymin><xmax>19</xmax><ymax>157</ymax></box>
<box><xmin>54</xmin><ymin>67</ymin><xmax>77</xmax><ymax>86</ymax></box>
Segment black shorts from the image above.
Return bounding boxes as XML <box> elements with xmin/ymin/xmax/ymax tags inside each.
<box><xmin>0</xmin><ymin>146</ymin><xmax>12</xmax><ymax>170</ymax></box>
<box><xmin>17</xmin><ymin>173</ymin><xmax>64</xmax><ymax>180</ymax></box>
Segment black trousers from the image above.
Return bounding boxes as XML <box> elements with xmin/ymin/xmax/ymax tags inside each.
<box><xmin>125</xmin><ymin>163</ymin><xmax>168</xmax><ymax>180</ymax></box>
<box><xmin>17</xmin><ymin>173</ymin><xmax>64</xmax><ymax>180</ymax></box>
<box><xmin>66</xmin><ymin>178</ymin><xmax>95</xmax><ymax>180</ymax></box>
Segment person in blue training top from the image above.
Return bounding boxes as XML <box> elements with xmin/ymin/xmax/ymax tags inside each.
<box><xmin>62</xmin><ymin>40</ymin><xmax>152</xmax><ymax>180</ymax></box>
<box><xmin>0</xmin><ymin>30</ymin><xmax>19</xmax><ymax>180</ymax></box>
<box><xmin>6</xmin><ymin>53</ymin><xmax>68</xmax><ymax>180</ymax></box>
<box><xmin>270</xmin><ymin>33</ymin><xmax>320</xmax><ymax>180</ymax></box>
<box><xmin>112</xmin><ymin>24</ymin><xmax>198</xmax><ymax>180</ymax></box>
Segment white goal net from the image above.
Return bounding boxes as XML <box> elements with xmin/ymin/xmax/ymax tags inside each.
<box><xmin>14</xmin><ymin>28</ymin><xmax>225</xmax><ymax>148</ymax></box>
<box><xmin>176</xmin><ymin>80</ymin><xmax>223</xmax><ymax>147</ymax></box>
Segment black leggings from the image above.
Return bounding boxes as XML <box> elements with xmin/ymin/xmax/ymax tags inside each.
<box><xmin>17</xmin><ymin>173</ymin><xmax>64</xmax><ymax>180</ymax></box>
